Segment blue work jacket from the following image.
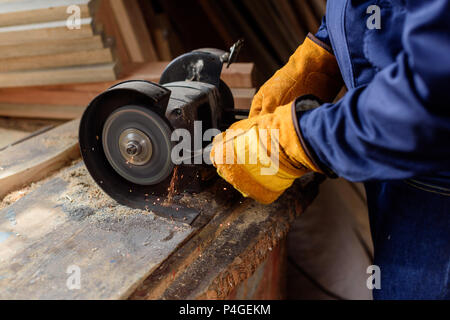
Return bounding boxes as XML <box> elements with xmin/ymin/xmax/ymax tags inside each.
<box><xmin>298</xmin><ymin>0</ymin><xmax>450</xmax><ymax>299</ymax></box>
<box><xmin>300</xmin><ymin>0</ymin><xmax>450</xmax><ymax>188</ymax></box>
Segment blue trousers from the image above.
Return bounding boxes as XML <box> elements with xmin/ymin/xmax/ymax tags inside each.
<box><xmin>365</xmin><ymin>180</ymin><xmax>450</xmax><ymax>300</ymax></box>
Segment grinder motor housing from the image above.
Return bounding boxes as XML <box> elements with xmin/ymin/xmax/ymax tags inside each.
<box><xmin>79</xmin><ymin>46</ymin><xmax>241</xmax><ymax>223</ymax></box>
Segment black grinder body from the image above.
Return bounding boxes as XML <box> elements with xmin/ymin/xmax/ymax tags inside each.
<box><xmin>79</xmin><ymin>47</ymin><xmax>239</xmax><ymax>223</ymax></box>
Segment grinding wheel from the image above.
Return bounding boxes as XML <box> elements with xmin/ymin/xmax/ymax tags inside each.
<box><xmin>79</xmin><ymin>80</ymin><xmax>200</xmax><ymax>224</ymax></box>
<box><xmin>102</xmin><ymin>105</ymin><xmax>174</xmax><ymax>185</ymax></box>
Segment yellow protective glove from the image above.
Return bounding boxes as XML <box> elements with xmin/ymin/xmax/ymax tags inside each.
<box><xmin>249</xmin><ymin>34</ymin><xmax>343</xmax><ymax>118</ymax></box>
<box><xmin>210</xmin><ymin>100</ymin><xmax>321</xmax><ymax>204</ymax></box>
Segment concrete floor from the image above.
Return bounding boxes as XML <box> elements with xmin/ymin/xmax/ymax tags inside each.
<box><xmin>287</xmin><ymin>178</ymin><xmax>374</xmax><ymax>300</ymax></box>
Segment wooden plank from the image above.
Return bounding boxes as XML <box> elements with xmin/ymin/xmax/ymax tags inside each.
<box><xmin>0</xmin><ymin>104</ymin><xmax>86</xmax><ymax>120</ymax></box>
<box><xmin>130</xmin><ymin>174</ymin><xmax>323</xmax><ymax>299</ymax></box>
<box><xmin>151</xmin><ymin>14</ymin><xmax>173</xmax><ymax>61</ymax></box>
<box><xmin>0</xmin><ymin>163</ymin><xmax>320</xmax><ymax>300</ymax></box>
<box><xmin>120</xmin><ymin>63</ymin><xmax>255</xmax><ymax>89</ymax></box>
<box><xmin>0</xmin><ymin>117</ymin><xmax>62</xmax><ymax>133</ymax></box>
<box><xmin>271</xmin><ymin>0</ymin><xmax>307</xmax><ymax>42</ymax></box>
<box><xmin>0</xmin><ymin>87</ymin><xmax>253</xmax><ymax>119</ymax></box>
<box><xmin>109</xmin><ymin>0</ymin><xmax>158</xmax><ymax>62</ymax></box>
<box><xmin>260</xmin><ymin>0</ymin><xmax>299</xmax><ymax>49</ymax></box>
<box><xmin>232</xmin><ymin>88</ymin><xmax>256</xmax><ymax>110</ymax></box>
<box><xmin>221</xmin><ymin>63</ymin><xmax>256</xmax><ymax>88</ymax></box>
<box><xmin>0</xmin><ymin>48</ymin><xmax>114</xmax><ymax>72</ymax></box>
<box><xmin>293</xmin><ymin>0</ymin><xmax>320</xmax><ymax>33</ymax></box>
<box><xmin>136</xmin><ymin>0</ymin><xmax>173</xmax><ymax>61</ymax></box>
<box><xmin>0</xmin><ymin>62</ymin><xmax>254</xmax><ymax>103</ymax></box>
<box><xmin>0</xmin><ymin>120</ymin><xmax>80</xmax><ymax>199</ymax></box>
<box><xmin>0</xmin><ymin>63</ymin><xmax>118</xmax><ymax>88</ymax></box>
<box><xmin>0</xmin><ymin>18</ymin><xmax>95</xmax><ymax>45</ymax></box>
<box><xmin>96</xmin><ymin>0</ymin><xmax>132</xmax><ymax>67</ymax></box>
<box><xmin>307</xmin><ymin>0</ymin><xmax>327</xmax><ymax>20</ymax></box>
<box><xmin>0</xmin><ymin>62</ymin><xmax>253</xmax><ymax>117</ymax></box>
<box><xmin>214</xmin><ymin>0</ymin><xmax>280</xmax><ymax>79</ymax></box>
<box><xmin>198</xmin><ymin>0</ymin><xmax>235</xmax><ymax>45</ymax></box>
<box><xmin>0</xmin><ymin>112</ymin><xmax>322</xmax><ymax>300</ymax></box>
<box><xmin>0</xmin><ymin>36</ymin><xmax>105</xmax><ymax>59</ymax></box>
<box><xmin>0</xmin><ymin>163</ymin><xmax>195</xmax><ymax>299</ymax></box>
<box><xmin>242</xmin><ymin>0</ymin><xmax>293</xmax><ymax>61</ymax></box>
<box><xmin>0</xmin><ymin>0</ymin><xmax>95</xmax><ymax>27</ymax></box>
<box><xmin>0</xmin><ymin>0</ymin><xmax>91</xmax><ymax>13</ymax></box>
<box><xmin>0</xmin><ymin>128</ymin><xmax>29</xmax><ymax>150</ymax></box>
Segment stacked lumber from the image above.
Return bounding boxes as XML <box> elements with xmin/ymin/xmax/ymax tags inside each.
<box><xmin>96</xmin><ymin>0</ymin><xmax>181</xmax><ymax>65</ymax></box>
<box><xmin>0</xmin><ymin>62</ymin><xmax>256</xmax><ymax>119</ymax></box>
<box><xmin>0</xmin><ymin>0</ymin><xmax>119</xmax><ymax>88</ymax></box>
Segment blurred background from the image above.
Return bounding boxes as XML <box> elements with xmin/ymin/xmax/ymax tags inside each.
<box><xmin>0</xmin><ymin>0</ymin><xmax>326</xmax><ymax>87</ymax></box>
<box><xmin>133</xmin><ymin>0</ymin><xmax>326</xmax><ymax>83</ymax></box>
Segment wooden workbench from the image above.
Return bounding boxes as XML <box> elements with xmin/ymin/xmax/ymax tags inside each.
<box><xmin>0</xmin><ymin>119</ymin><xmax>322</xmax><ymax>299</ymax></box>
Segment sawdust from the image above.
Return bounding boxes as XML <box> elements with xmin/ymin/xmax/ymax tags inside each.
<box><xmin>41</xmin><ymin>131</ymin><xmax>77</xmax><ymax>148</ymax></box>
<box><xmin>0</xmin><ymin>160</ymin><xmax>192</xmax><ymax>237</ymax></box>
<box><xmin>0</xmin><ymin>117</ymin><xmax>63</xmax><ymax>132</ymax></box>
<box><xmin>55</xmin><ymin>163</ymin><xmax>190</xmax><ymax>230</ymax></box>
<box><xmin>57</xmin><ymin>164</ymin><xmax>147</xmax><ymax>223</ymax></box>
<box><xmin>0</xmin><ymin>186</ymin><xmax>32</xmax><ymax>210</ymax></box>
<box><xmin>0</xmin><ymin>166</ymin><xmax>64</xmax><ymax>210</ymax></box>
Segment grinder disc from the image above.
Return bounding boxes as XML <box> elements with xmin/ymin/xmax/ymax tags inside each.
<box><xmin>102</xmin><ymin>105</ymin><xmax>174</xmax><ymax>185</ymax></box>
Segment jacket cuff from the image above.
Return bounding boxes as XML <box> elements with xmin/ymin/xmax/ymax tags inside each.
<box><xmin>291</xmin><ymin>95</ymin><xmax>338</xmax><ymax>178</ymax></box>
<box><xmin>307</xmin><ymin>33</ymin><xmax>334</xmax><ymax>55</ymax></box>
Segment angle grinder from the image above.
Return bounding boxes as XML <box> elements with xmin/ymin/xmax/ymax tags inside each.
<box><xmin>79</xmin><ymin>41</ymin><xmax>246</xmax><ymax>223</ymax></box>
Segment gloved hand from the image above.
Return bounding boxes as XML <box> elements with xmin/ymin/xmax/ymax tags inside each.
<box><xmin>210</xmin><ymin>99</ymin><xmax>322</xmax><ymax>204</ymax></box>
<box><xmin>249</xmin><ymin>34</ymin><xmax>342</xmax><ymax>118</ymax></box>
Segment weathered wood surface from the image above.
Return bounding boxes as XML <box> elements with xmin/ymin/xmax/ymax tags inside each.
<box><xmin>0</xmin><ymin>163</ymin><xmax>320</xmax><ymax>299</ymax></box>
<box><xmin>0</xmin><ymin>63</ymin><xmax>119</xmax><ymax>88</ymax></box>
<box><xmin>0</xmin><ymin>19</ymin><xmax>95</xmax><ymax>46</ymax></box>
<box><xmin>0</xmin><ymin>128</ymin><xmax>29</xmax><ymax>150</ymax></box>
<box><xmin>0</xmin><ymin>62</ymin><xmax>255</xmax><ymax>98</ymax></box>
<box><xmin>0</xmin><ymin>48</ymin><xmax>114</xmax><ymax>72</ymax></box>
<box><xmin>0</xmin><ymin>118</ymin><xmax>322</xmax><ymax>300</ymax></box>
<box><xmin>0</xmin><ymin>120</ymin><xmax>80</xmax><ymax>199</ymax></box>
<box><xmin>0</xmin><ymin>164</ymin><xmax>195</xmax><ymax>299</ymax></box>
<box><xmin>0</xmin><ymin>36</ymin><xmax>105</xmax><ymax>60</ymax></box>
<box><xmin>131</xmin><ymin>174</ymin><xmax>322</xmax><ymax>299</ymax></box>
<box><xmin>0</xmin><ymin>0</ymin><xmax>96</xmax><ymax>27</ymax></box>
<box><xmin>229</xmin><ymin>240</ymin><xmax>287</xmax><ymax>299</ymax></box>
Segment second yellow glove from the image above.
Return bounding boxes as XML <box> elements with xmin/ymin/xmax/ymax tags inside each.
<box><xmin>210</xmin><ymin>100</ymin><xmax>322</xmax><ymax>204</ymax></box>
<box><xmin>249</xmin><ymin>34</ymin><xmax>343</xmax><ymax>118</ymax></box>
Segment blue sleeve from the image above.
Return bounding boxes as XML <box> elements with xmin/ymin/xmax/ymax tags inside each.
<box><xmin>299</xmin><ymin>1</ymin><xmax>450</xmax><ymax>182</ymax></box>
<box><xmin>314</xmin><ymin>16</ymin><xmax>332</xmax><ymax>49</ymax></box>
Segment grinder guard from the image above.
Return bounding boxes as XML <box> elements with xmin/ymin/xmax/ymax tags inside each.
<box><xmin>79</xmin><ymin>46</ymin><xmax>239</xmax><ymax>223</ymax></box>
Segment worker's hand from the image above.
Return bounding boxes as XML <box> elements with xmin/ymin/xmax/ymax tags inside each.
<box><xmin>210</xmin><ymin>100</ymin><xmax>322</xmax><ymax>204</ymax></box>
<box><xmin>249</xmin><ymin>34</ymin><xmax>342</xmax><ymax>118</ymax></box>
